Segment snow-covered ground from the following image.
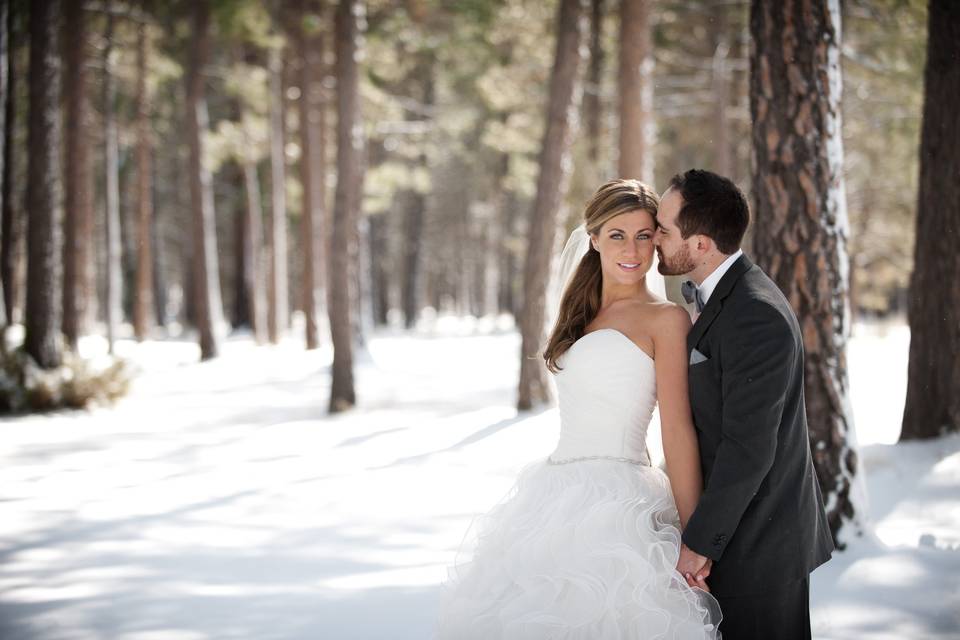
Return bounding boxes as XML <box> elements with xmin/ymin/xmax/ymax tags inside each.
<box><xmin>0</xmin><ymin>317</ymin><xmax>957</xmax><ymax>639</ymax></box>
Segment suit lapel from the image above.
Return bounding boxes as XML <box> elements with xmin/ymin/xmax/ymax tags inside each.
<box><xmin>687</xmin><ymin>254</ymin><xmax>753</xmax><ymax>351</ymax></box>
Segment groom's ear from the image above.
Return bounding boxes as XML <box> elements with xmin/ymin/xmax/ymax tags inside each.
<box><xmin>694</xmin><ymin>234</ymin><xmax>714</xmax><ymax>254</ymax></box>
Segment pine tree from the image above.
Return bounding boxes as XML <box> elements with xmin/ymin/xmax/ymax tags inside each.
<box><xmin>901</xmin><ymin>0</ymin><xmax>960</xmax><ymax>440</ymax></box>
<box><xmin>750</xmin><ymin>0</ymin><xmax>861</xmax><ymax>543</ymax></box>
<box><xmin>516</xmin><ymin>0</ymin><xmax>588</xmax><ymax>410</ymax></box>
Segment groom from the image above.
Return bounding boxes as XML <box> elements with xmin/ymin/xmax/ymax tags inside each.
<box><xmin>653</xmin><ymin>169</ymin><xmax>834</xmax><ymax>639</ymax></box>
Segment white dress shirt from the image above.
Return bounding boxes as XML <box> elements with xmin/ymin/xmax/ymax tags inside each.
<box><xmin>697</xmin><ymin>249</ymin><xmax>743</xmax><ymax>307</ymax></box>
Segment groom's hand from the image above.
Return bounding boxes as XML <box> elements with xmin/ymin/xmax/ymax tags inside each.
<box><xmin>677</xmin><ymin>543</ymin><xmax>711</xmax><ymax>591</ymax></box>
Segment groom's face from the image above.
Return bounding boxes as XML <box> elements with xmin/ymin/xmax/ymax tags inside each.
<box><xmin>654</xmin><ymin>189</ymin><xmax>697</xmax><ymax>276</ymax></box>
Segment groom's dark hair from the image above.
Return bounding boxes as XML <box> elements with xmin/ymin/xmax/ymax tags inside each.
<box><xmin>667</xmin><ymin>169</ymin><xmax>749</xmax><ymax>254</ymax></box>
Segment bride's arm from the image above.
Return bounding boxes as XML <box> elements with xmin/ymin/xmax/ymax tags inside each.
<box><xmin>651</xmin><ymin>305</ymin><xmax>702</xmax><ymax>530</ymax></box>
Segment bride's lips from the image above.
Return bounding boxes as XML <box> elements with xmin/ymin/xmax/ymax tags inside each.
<box><xmin>617</xmin><ymin>262</ymin><xmax>642</xmax><ymax>272</ymax></box>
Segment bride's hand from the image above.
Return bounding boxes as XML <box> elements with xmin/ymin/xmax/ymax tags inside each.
<box><xmin>688</xmin><ymin>567</ymin><xmax>711</xmax><ymax>592</ymax></box>
<box><xmin>682</xmin><ymin>557</ymin><xmax>712</xmax><ymax>592</ymax></box>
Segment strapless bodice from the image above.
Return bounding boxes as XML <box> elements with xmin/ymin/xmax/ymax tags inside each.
<box><xmin>549</xmin><ymin>329</ymin><xmax>656</xmax><ymax>465</ymax></box>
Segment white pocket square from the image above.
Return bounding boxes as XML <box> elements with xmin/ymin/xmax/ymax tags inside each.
<box><xmin>689</xmin><ymin>348</ymin><xmax>709</xmax><ymax>365</ymax></box>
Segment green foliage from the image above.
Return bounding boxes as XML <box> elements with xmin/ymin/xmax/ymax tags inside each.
<box><xmin>208</xmin><ymin>61</ymin><xmax>271</xmax><ymax>170</ymax></box>
<box><xmin>212</xmin><ymin>0</ymin><xmax>281</xmax><ymax>50</ymax></box>
<box><xmin>42</xmin><ymin>0</ymin><xmax>924</xmax><ymax>328</ymax></box>
<box><xmin>843</xmin><ymin>0</ymin><xmax>927</xmax><ymax>314</ymax></box>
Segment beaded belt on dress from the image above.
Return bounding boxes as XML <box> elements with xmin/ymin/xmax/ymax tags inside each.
<box><xmin>547</xmin><ymin>454</ymin><xmax>650</xmax><ymax>466</ymax></box>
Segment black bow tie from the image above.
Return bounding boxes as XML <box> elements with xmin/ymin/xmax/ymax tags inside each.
<box><xmin>681</xmin><ymin>280</ymin><xmax>705</xmax><ymax>312</ymax></box>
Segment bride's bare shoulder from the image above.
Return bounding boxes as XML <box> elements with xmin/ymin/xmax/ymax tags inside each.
<box><xmin>647</xmin><ymin>301</ymin><xmax>692</xmax><ymax>336</ymax></box>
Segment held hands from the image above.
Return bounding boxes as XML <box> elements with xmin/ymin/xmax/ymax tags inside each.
<box><xmin>676</xmin><ymin>543</ymin><xmax>712</xmax><ymax>592</ymax></box>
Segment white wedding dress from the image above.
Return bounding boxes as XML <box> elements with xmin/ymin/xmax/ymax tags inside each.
<box><xmin>436</xmin><ymin>329</ymin><xmax>722</xmax><ymax>639</ymax></box>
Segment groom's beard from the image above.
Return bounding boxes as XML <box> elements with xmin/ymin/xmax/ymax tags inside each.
<box><xmin>657</xmin><ymin>245</ymin><xmax>696</xmax><ymax>276</ymax></box>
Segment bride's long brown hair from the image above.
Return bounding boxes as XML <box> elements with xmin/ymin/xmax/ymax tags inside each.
<box><xmin>542</xmin><ymin>179</ymin><xmax>660</xmax><ymax>373</ymax></box>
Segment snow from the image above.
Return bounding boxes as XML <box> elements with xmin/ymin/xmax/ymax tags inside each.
<box><xmin>0</xmin><ymin>317</ymin><xmax>957</xmax><ymax>639</ymax></box>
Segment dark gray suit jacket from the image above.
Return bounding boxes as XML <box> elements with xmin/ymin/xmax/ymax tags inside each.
<box><xmin>682</xmin><ymin>254</ymin><xmax>834</xmax><ymax>596</ymax></box>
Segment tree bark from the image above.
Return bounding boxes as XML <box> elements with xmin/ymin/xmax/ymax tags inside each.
<box><xmin>0</xmin><ymin>0</ymin><xmax>17</xmax><ymax>327</ymax></box>
<box><xmin>481</xmin><ymin>206</ymin><xmax>500</xmax><ymax>318</ymax></box>
<box><xmin>618</xmin><ymin>0</ymin><xmax>653</xmax><ymax>183</ymax></box>
<box><xmin>368</xmin><ymin>212</ymin><xmax>388</xmax><ymax>325</ymax></box>
<box><xmin>24</xmin><ymin>0</ymin><xmax>62</xmax><ymax>368</ymax></box>
<box><xmin>399</xmin><ymin>186</ymin><xmax>425</xmax><ymax>328</ymax></box>
<box><xmin>232</xmin><ymin>165</ymin><xmax>248</xmax><ymax>328</ymax></box>
<box><xmin>133</xmin><ymin>17</ymin><xmax>153</xmax><ymax>341</ymax></box>
<box><xmin>710</xmin><ymin>3</ymin><xmax>732</xmax><ymax>179</ymax></box>
<box><xmin>750</xmin><ymin>0</ymin><xmax>860</xmax><ymax>544</ymax></box>
<box><xmin>62</xmin><ymin>0</ymin><xmax>94</xmax><ymax>349</ymax></box>
<box><xmin>267</xmin><ymin>45</ymin><xmax>289</xmax><ymax>343</ymax></box>
<box><xmin>185</xmin><ymin>0</ymin><xmax>223</xmax><ymax>360</ymax></box>
<box><xmin>174</xmin><ymin>106</ymin><xmax>196</xmax><ymax>328</ymax></box>
<box><xmin>151</xmin><ymin>148</ymin><xmax>167</xmax><ymax>327</ymax></box>
<box><xmin>354</xmin><ymin>209</ymin><xmax>370</xmax><ymax>343</ymax></box>
<box><xmin>294</xmin><ymin>0</ymin><xmax>326</xmax><ymax>350</ymax></box>
<box><xmin>901</xmin><ymin>0</ymin><xmax>960</xmax><ymax>440</ymax></box>
<box><xmin>584</xmin><ymin>0</ymin><xmax>604</xmax><ymax>164</ymax></box>
<box><xmin>0</xmin><ymin>0</ymin><xmax>8</xmax><ymax>327</ymax></box>
<box><xmin>494</xmin><ymin>154</ymin><xmax>516</xmax><ymax>316</ymax></box>
<box><xmin>328</xmin><ymin>0</ymin><xmax>363</xmax><ymax>412</ymax></box>
<box><xmin>399</xmin><ymin>55</ymin><xmax>433</xmax><ymax>329</ymax></box>
<box><xmin>103</xmin><ymin>10</ymin><xmax>122</xmax><ymax>354</ymax></box>
<box><xmin>241</xmin><ymin>155</ymin><xmax>266</xmax><ymax>343</ymax></box>
<box><xmin>517</xmin><ymin>0</ymin><xmax>587</xmax><ymax>411</ymax></box>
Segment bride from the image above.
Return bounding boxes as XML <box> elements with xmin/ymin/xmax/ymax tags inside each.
<box><xmin>435</xmin><ymin>179</ymin><xmax>721</xmax><ymax>639</ymax></box>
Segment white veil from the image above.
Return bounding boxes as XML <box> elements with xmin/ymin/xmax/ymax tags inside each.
<box><xmin>544</xmin><ymin>224</ymin><xmax>667</xmax><ymax>335</ymax></box>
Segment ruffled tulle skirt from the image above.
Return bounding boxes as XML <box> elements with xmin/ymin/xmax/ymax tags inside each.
<box><xmin>435</xmin><ymin>458</ymin><xmax>722</xmax><ymax>639</ymax></box>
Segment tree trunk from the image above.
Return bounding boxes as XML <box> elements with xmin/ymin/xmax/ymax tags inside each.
<box><xmin>495</xmin><ymin>154</ymin><xmax>516</xmax><ymax>316</ymax></box>
<box><xmin>294</xmin><ymin>1</ymin><xmax>325</xmax><ymax>350</ymax></box>
<box><xmin>584</xmin><ymin>0</ymin><xmax>604</xmax><ymax>165</ymax></box>
<box><xmin>24</xmin><ymin>0</ymin><xmax>62</xmax><ymax>368</ymax></box>
<box><xmin>517</xmin><ymin>0</ymin><xmax>587</xmax><ymax>411</ymax></box>
<box><xmin>133</xmin><ymin>18</ymin><xmax>153</xmax><ymax>341</ymax></box>
<box><xmin>399</xmin><ymin>56</ymin><xmax>433</xmax><ymax>329</ymax></box>
<box><xmin>482</xmin><ymin>207</ymin><xmax>500</xmax><ymax>318</ymax></box>
<box><xmin>151</xmin><ymin>149</ymin><xmax>167</xmax><ymax>327</ymax></box>
<box><xmin>750</xmin><ymin>0</ymin><xmax>861</xmax><ymax>545</ymax></box>
<box><xmin>0</xmin><ymin>0</ymin><xmax>18</xmax><ymax>327</ymax></box>
<box><xmin>354</xmin><ymin>210</ymin><xmax>370</xmax><ymax>343</ymax></box>
<box><xmin>0</xmin><ymin>0</ymin><xmax>8</xmax><ymax>327</ymax></box>
<box><xmin>232</xmin><ymin>165</ymin><xmax>248</xmax><ymax>328</ymax></box>
<box><xmin>328</xmin><ymin>0</ymin><xmax>363</xmax><ymax>412</ymax></box>
<box><xmin>175</xmin><ymin>116</ymin><xmax>196</xmax><ymax>328</ymax></box>
<box><xmin>618</xmin><ymin>0</ymin><xmax>653</xmax><ymax>183</ymax></box>
<box><xmin>103</xmin><ymin>11</ymin><xmax>122</xmax><ymax>354</ymax></box>
<box><xmin>62</xmin><ymin>0</ymin><xmax>93</xmax><ymax>349</ymax></box>
<box><xmin>368</xmin><ymin>212</ymin><xmax>388</xmax><ymax>325</ymax></box>
<box><xmin>267</xmin><ymin>45</ymin><xmax>289</xmax><ymax>343</ymax></box>
<box><xmin>185</xmin><ymin>0</ymin><xmax>223</xmax><ymax>360</ymax></box>
<box><xmin>901</xmin><ymin>0</ymin><xmax>960</xmax><ymax>440</ymax></box>
<box><xmin>456</xmin><ymin>194</ymin><xmax>471</xmax><ymax>317</ymax></box>
<box><xmin>400</xmin><ymin>190</ymin><xmax>425</xmax><ymax>328</ymax></box>
<box><xmin>241</xmin><ymin>156</ymin><xmax>266</xmax><ymax>343</ymax></box>
<box><xmin>710</xmin><ymin>3</ymin><xmax>732</xmax><ymax>179</ymax></box>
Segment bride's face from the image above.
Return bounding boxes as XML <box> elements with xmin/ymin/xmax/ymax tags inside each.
<box><xmin>590</xmin><ymin>209</ymin><xmax>657</xmax><ymax>286</ymax></box>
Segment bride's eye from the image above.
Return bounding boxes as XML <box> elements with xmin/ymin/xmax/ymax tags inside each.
<box><xmin>637</xmin><ymin>233</ymin><xmax>651</xmax><ymax>240</ymax></box>
<box><xmin>610</xmin><ymin>233</ymin><xmax>624</xmax><ymax>240</ymax></box>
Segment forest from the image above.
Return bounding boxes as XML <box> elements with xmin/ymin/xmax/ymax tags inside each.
<box><xmin>0</xmin><ymin>0</ymin><xmax>958</xmax><ymax>637</ymax></box>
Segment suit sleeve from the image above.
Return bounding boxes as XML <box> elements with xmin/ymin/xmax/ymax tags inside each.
<box><xmin>681</xmin><ymin>303</ymin><xmax>797</xmax><ymax>561</ymax></box>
